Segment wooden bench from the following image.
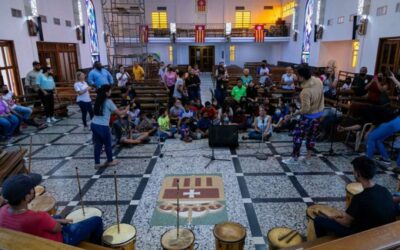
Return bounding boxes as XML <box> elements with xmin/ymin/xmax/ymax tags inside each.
<box><xmin>15</xmin><ymin>91</ymin><xmax>69</xmax><ymax>117</ymax></box>
<box><xmin>0</xmin><ymin>227</ymin><xmax>112</xmax><ymax>250</ymax></box>
<box><xmin>0</xmin><ymin>149</ymin><xmax>28</xmax><ymax>183</ymax></box>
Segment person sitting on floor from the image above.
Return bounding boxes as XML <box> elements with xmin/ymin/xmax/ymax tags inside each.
<box><xmin>231</xmin><ymin>107</ymin><xmax>247</xmax><ymax>131</ymax></box>
<box><xmin>240</xmin><ymin>68</ymin><xmax>253</xmax><ymax>86</ymax></box>
<box><xmin>196</xmin><ymin>110</ymin><xmax>212</xmax><ymax>138</ymax></box>
<box><xmin>157</xmin><ymin>108</ymin><xmax>177</xmax><ymax>141</ymax></box>
<box><xmin>314</xmin><ymin>156</ymin><xmax>397</xmax><ymax>238</ymax></box>
<box><xmin>120</xmin><ymin>86</ymin><xmax>136</xmax><ymax>107</ymax></box>
<box><xmin>112</xmin><ymin>114</ymin><xmax>149</xmax><ymax>147</ymax></box>
<box><xmin>231</xmin><ymin>78</ymin><xmax>247</xmax><ymax>107</ymax></box>
<box><xmin>169</xmin><ymin>99</ymin><xmax>184</xmax><ymax>125</ymax></box>
<box><xmin>246</xmin><ymin>106</ymin><xmax>272</xmax><ymax>140</ymax></box>
<box><xmin>0</xmin><ymin>173</ymin><xmax>104</xmax><ymax>246</ymax></box>
<box><xmin>136</xmin><ymin>112</ymin><xmax>157</xmax><ymax>135</ymax></box>
<box><xmin>179</xmin><ymin>117</ymin><xmax>195</xmax><ymax>142</ymax></box>
<box><xmin>200</xmin><ymin>101</ymin><xmax>217</xmax><ymax>122</ymax></box>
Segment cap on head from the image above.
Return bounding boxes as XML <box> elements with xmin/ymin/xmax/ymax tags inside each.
<box><xmin>2</xmin><ymin>173</ymin><xmax>42</xmax><ymax>205</ymax></box>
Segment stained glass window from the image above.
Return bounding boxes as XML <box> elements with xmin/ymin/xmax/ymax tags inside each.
<box><xmin>85</xmin><ymin>0</ymin><xmax>100</xmax><ymax>63</ymax></box>
<box><xmin>301</xmin><ymin>0</ymin><xmax>314</xmax><ymax>63</ymax></box>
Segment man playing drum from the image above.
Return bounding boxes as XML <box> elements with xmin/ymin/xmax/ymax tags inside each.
<box><xmin>314</xmin><ymin>156</ymin><xmax>397</xmax><ymax>237</ymax></box>
<box><xmin>0</xmin><ymin>174</ymin><xmax>104</xmax><ymax>246</ymax></box>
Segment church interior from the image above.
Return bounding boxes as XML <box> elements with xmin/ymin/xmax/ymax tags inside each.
<box><xmin>1</xmin><ymin>0</ymin><xmax>400</xmax><ymax>249</ymax></box>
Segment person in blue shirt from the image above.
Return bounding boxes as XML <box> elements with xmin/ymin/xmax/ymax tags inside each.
<box><xmin>87</xmin><ymin>61</ymin><xmax>114</xmax><ymax>88</ymax></box>
<box><xmin>36</xmin><ymin>67</ymin><xmax>58</xmax><ymax>123</ymax></box>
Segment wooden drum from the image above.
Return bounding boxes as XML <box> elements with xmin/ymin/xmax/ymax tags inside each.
<box><xmin>34</xmin><ymin>185</ymin><xmax>46</xmax><ymax>197</ymax></box>
<box><xmin>161</xmin><ymin>228</ymin><xmax>195</xmax><ymax>250</ymax></box>
<box><xmin>267</xmin><ymin>227</ymin><xmax>303</xmax><ymax>250</ymax></box>
<box><xmin>345</xmin><ymin>182</ymin><xmax>363</xmax><ymax>208</ymax></box>
<box><xmin>306</xmin><ymin>204</ymin><xmax>343</xmax><ymax>241</ymax></box>
<box><xmin>213</xmin><ymin>222</ymin><xmax>246</xmax><ymax>250</ymax></box>
<box><xmin>28</xmin><ymin>195</ymin><xmax>56</xmax><ymax>215</ymax></box>
<box><xmin>66</xmin><ymin>207</ymin><xmax>102</xmax><ymax>223</ymax></box>
<box><xmin>102</xmin><ymin>224</ymin><xmax>136</xmax><ymax>250</ymax></box>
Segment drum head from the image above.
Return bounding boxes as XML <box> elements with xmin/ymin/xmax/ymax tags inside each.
<box><xmin>267</xmin><ymin>227</ymin><xmax>302</xmax><ymax>248</ymax></box>
<box><xmin>307</xmin><ymin>204</ymin><xmax>342</xmax><ymax>220</ymax></box>
<box><xmin>161</xmin><ymin>228</ymin><xmax>194</xmax><ymax>249</ymax></box>
<box><xmin>28</xmin><ymin>195</ymin><xmax>56</xmax><ymax>212</ymax></box>
<box><xmin>103</xmin><ymin>224</ymin><xmax>136</xmax><ymax>246</ymax></box>
<box><xmin>66</xmin><ymin>207</ymin><xmax>102</xmax><ymax>223</ymax></box>
<box><xmin>34</xmin><ymin>185</ymin><xmax>45</xmax><ymax>197</ymax></box>
<box><xmin>213</xmin><ymin>222</ymin><xmax>246</xmax><ymax>243</ymax></box>
<box><xmin>346</xmin><ymin>182</ymin><xmax>363</xmax><ymax>195</ymax></box>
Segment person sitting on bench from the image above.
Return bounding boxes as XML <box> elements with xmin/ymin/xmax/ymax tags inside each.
<box><xmin>314</xmin><ymin>156</ymin><xmax>397</xmax><ymax>238</ymax></box>
<box><xmin>0</xmin><ymin>174</ymin><xmax>104</xmax><ymax>246</ymax></box>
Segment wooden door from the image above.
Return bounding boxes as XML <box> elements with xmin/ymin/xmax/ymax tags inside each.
<box><xmin>189</xmin><ymin>46</ymin><xmax>215</xmax><ymax>72</ymax></box>
<box><xmin>37</xmin><ymin>42</ymin><xmax>78</xmax><ymax>82</ymax></box>
<box><xmin>0</xmin><ymin>40</ymin><xmax>21</xmax><ymax>95</ymax></box>
<box><xmin>375</xmin><ymin>37</ymin><xmax>400</xmax><ymax>75</ymax></box>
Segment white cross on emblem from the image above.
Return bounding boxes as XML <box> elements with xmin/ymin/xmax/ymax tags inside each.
<box><xmin>183</xmin><ymin>189</ymin><xmax>201</xmax><ymax>198</ymax></box>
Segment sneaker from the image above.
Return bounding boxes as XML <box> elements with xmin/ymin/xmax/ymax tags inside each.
<box><xmin>282</xmin><ymin>157</ymin><xmax>299</xmax><ymax>165</ymax></box>
<box><xmin>378</xmin><ymin>157</ymin><xmax>392</xmax><ymax>165</ymax></box>
<box><xmin>51</xmin><ymin>117</ymin><xmax>59</xmax><ymax>122</ymax></box>
<box><xmin>46</xmin><ymin>118</ymin><xmax>52</xmax><ymax>123</ymax></box>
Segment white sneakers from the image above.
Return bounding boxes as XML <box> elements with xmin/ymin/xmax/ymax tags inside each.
<box><xmin>46</xmin><ymin>117</ymin><xmax>59</xmax><ymax>123</ymax></box>
<box><xmin>282</xmin><ymin>156</ymin><xmax>311</xmax><ymax>166</ymax></box>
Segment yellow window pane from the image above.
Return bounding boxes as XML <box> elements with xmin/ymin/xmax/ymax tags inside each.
<box><xmin>152</xmin><ymin>12</ymin><xmax>168</xmax><ymax>29</ymax></box>
<box><xmin>230</xmin><ymin>45</ymin><xmax>235</xmax><ymax>61</ymax></box>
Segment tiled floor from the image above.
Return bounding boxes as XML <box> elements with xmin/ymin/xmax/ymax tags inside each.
<box><xmin>1</xmin><ymin>75</ymin><xmax>399</xmax><ymax>249</ymax></box>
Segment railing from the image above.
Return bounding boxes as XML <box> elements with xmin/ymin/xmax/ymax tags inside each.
<box><xmin>147</xmin><ymin>23</ymin><xmax>291</xmax><ymax>38</ymax></box>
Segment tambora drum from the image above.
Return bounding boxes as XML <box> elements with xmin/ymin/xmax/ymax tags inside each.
<box><xmin>102</xmin><ymin>224</ymin><xmax>136</xmax><ymax>250</ymax></box>
<box><xmin>345</xmin><ymin>182</ymin><xmax>363</xmax><ymax>208</ymax></box>
<box><xmin>213</xmin><ymin>221</ymin><xmax>246</xmax><ymax>250</ymax></box>
<box><xmin>161</xmin><ymin>228</ymin><xmax>195</xmax><ymax>250</ymax></box>
<box><xmin>267</xmin><ymin>227</ymin><xmax>303</xmax><ymax>250</ymax></box>
<box><xmin>306</xmin><ymin>204</ymin><xmax>343</xmax><ymax>241</ymax></box>
<box><xmin>34</xmin><ymin>185</ymin><xmax>46</xmax><ymax>197</ymax></box>
<box><xmin>28</xmin><ymin>195</ymin><xmax>56</xmax><ymax>215</ymax></box>
<box><xmin>66</xmin><ymin>207</ymin><xmax>102</xmax><ymax>223</ymax></box>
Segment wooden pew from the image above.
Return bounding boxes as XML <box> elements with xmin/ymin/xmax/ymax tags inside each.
<box><xmin>14</xmin><ymin>92</ymin><xmax>69</xmax><ymax>117</ymax></box>
<box><xmin>0</xmin><ymin>149</ymin><xmax>28</xmax><ymax>183</ymax></box>
<box><xmin>0</xmin><ymin>227</ymin><xmax>112</xmax><ymax>250</ymax></box>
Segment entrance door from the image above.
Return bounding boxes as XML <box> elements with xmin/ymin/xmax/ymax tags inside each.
<box><xmin>37</xmin><ymin>42</ymin><xmax>78</xmax><ymax>82</ymax></box>
<box><xmin>375</xmin><ymin>37</ymin><xmax>400</xmax><ymax>75</ymax></box>
<box><xmin>189</xmin><ymin>46</ymin><xmax>215</xmax><ymax>72</ymax></box>
<box><xmin>0</xmin><ymin>40</ymin><xmax>21</xmax><ymax>95</ymax></box>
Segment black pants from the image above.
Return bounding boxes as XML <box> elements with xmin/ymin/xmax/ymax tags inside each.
<box><xmin>38</xmin><ymin>90</ymin><xmax>54</xmax><ymax>118</ymax></box>
<box><xmin>168</xmin><ymin>85</ymin><xmax>175</xmax><ymax>108</ymax></box>
<box><xmin>77</xmin><ymin>101</ymin><xmax>94</xmax><ymax>127</ymax></box>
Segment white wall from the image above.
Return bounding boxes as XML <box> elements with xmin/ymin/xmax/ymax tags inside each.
<box><xmin>318</xmin><ymin>40</ymin><xmax>354</xmax><ymax>72</ymax></box>
<box><xmin>0</xmin><ymin>0</ymin><xmax>107</xmax><ymax>79</ymax></box>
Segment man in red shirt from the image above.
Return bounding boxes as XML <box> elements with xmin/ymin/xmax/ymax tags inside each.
<box><xmin>0</xmin><ymin>174</ymin><xmax>103</xmax><ymax>246</ymax></box>
<box><xmin>200</xmin><ymin>101</ymin><xmax>217</xmax><ymax>120</ymax></box>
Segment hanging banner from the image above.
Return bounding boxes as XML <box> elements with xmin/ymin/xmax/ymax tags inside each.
<box><xmin>140</xmin><ymin>25</ymin><xmax>149</xmax><ymax>43</ymax></box>
<box><xmin>254</xmin><ymin>24</ymin><xmax>264</xmax><ymax>43</ymax></box>
<box><xmin>197</xmin><ymin>0</ymin><xmax>207</xmax><ymax>12</ymax></box>
<box><xmin>195</xmin><ymin>25</ymin><xmax>206</xmax><ymax>43</ymax></box>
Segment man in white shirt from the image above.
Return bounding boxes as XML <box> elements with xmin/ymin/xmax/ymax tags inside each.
<box><xmin>116</xmin><ymin>65</ymin><xmax>130</xmax><ymax>87</ymax></box>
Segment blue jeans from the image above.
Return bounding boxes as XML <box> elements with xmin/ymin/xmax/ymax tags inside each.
<box><xmin>0</xmin><ymin>115</ymin><xmax>20</xmax><ymax>137</ymax></box>
<box><xmin>214</xmin><ymin>88</ymin><xmax>226</xmax><ymax>107</ymax></box>
<box><xmin>248</xmin><ymin>130</ymin><xmax>271</xmax><ymax>140</ymax></box>
<box><xmin>367</xmin><ymin>116</ymin><xmax>400</xmax><ymax>167</ymax></box>
<box><xmin>314</xmin><ymin>216</ymin><xmax>354</xmax><ymax>238</ymax></box>
<box><xmin>62</xmin><ymin>216</ymin><xmax>103</xmax><ymax>246</ymax></box>
<box><xmin>91</xmin><ymin>123</ymin><xmax>113</xmax><ymax>164</ymax></box>
<box><xmin>156</xmin><ymin>127</ymin><xmax>177</xmax><ymax>140</ymax></box>
<box><xmin>77</xmin><ymin>101</ymin><xmax>94</xmax><ymax>127</ymax></box>
<box><xmin>13</xmin><ymin>105</ymin><xmax>32</xmax><ymax>121</ymax></box>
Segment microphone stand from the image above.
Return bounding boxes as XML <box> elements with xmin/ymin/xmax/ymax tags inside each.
<box><xmin>255</xmin><ymin>117</ymin><xmax>268</xmax><ymax>160</ymax></box>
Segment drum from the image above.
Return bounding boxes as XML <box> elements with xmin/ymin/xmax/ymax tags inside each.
<box><xmin>34</xmin><ymin>185</ymin><xmax>46</xmax><ymax>197</ymax></box>
<box><xmin>213</xmin><ymin>222</ymin><xmax>246</xmax><ymax>250</ymax></box>
<box><xmin>66</xmin><ymin>207</ymin><xmax>102</xmax><ymax>223</ymax></box>
<box><xmin>345</xmin><ymin>182</ymin><xmax>363</xmax><ymax>208</ymax></box>
<box><xmin>102</xmin><ymin>224</ymin><xmax>136</xmax><ymax>250</ymax></box>
<box><xmin>306</xmin><ymin>204</ymin><xmax>343</xmax><ymax>241</ymax></box>
<box><xmin>28</xmin><ymin>195</ymin><xmax>56</xmax><ymax>215</ymax></box>
<box><xmin>161</xmin><ymin>228</ymin><xmax>195</xmax><ymax>250</ymax></box>
<box><xmin>267</xmin><ymin>227</ymin><xmax>303</xmax><ymax>250</ymax></box>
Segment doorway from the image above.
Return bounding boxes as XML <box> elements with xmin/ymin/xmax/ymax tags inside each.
<box><xmin>0</xmin><ymin>40</ymin><xmax>21</xmax><ymax>95</ymax></box>
<box><xmin>189</xmin><ymin>46</ymin><xmax>215</xmax><ymax>72</ymax></box>
<box><xmin>375</xmin><ymin>37</ymin><xmax>400</xmax><ymax>75</ymax></box>
<box><xmin>37</xmin><ymin>42</ymin><xmax>78</xmax><ymax>82</ymax></box>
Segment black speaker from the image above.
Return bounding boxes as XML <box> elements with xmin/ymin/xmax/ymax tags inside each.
<box><xmin>208</xmin><ymin>125</ymin><xmax>239</xmax><ymax>148</ymax></box>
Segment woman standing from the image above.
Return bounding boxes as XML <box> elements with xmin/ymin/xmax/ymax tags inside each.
<box><xmin>36</xmin><ymin>67</ymin><xmax>58</xmax><ymax>123</ymax></box>
<box><xmin>91</xmin><ymin>85</ymin><xmax>128</xmax><ymax>169</ymax></box>
<box><xmin>74</xmin><ymin>72</ymin><xmax>94</xmax><ymax>130</ymax></box>
<box><xmin>163</xmin><ymin>65</ymin><xmax>177</xmax><ymax>107</ymax></box>
<box><xmin>116</xmin><ymin>65</ymin><xmax>131</xmax><ymax>87</ymax></box>
<box><xmin>215</xmin><ymin>63</ymin><xmax>228</xmax><ymax>107</ymax></box>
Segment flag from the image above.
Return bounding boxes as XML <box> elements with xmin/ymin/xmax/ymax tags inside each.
<box><xmin>254</xmin><ymin>24</ymin><xmax>264</xmax><ymax>43</ymax></box>
<box><xmin>195</xmin><ymin>25</ymin><xmax>205</xmax><ymax>43</ymax></box>
<box><xmin>197</xmin><ymin>0</ymin><xmax>206</xmax><ymax>12</ymax></box>
<box><xmin>140</xmin><ymin>25</ymin><xmax>149</xmax><ymax>43</ymax></box>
